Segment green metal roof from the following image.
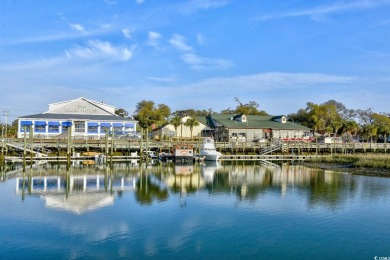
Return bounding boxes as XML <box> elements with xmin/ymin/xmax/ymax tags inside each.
<box><xmin>209</xmin><ymin>114</ymin><xmax>311</xmax><ymax>131</ymax></box>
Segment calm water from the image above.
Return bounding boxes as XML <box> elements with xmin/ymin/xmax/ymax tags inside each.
<box><xmin>0</xmin><ymin>161</ymin><xmax>390</xmax><ymax>259</ymax></box>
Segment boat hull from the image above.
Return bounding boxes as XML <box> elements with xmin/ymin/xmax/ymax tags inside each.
<box><xmin>200</xmin><ymin>152</ymin><xmax>221</xmax><ymax>161</ymax></box>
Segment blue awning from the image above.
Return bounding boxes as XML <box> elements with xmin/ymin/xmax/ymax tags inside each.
<box><xmin>125</xmin><ymin>123</ymin><xmax>134</xmax><ymax>128</ymax></box>
<box><xmin>100</xmin><ymin>123</ymin><xmax>111</xmax><ymax>127</ymax></box>
<box><xmin>34</xmin><ymin>121</ymin><xmax>46</xmax><ymax>126</ymax></box>
<box><xmin>88</xmin><ymin>122</ymin><xmax>98</xmax><ymax>127</ymax></box>
<box><xmin>113</xmin><ymin>123</ymin><xmax>123</xmax><ymax>127</ymax></box>
<box><xmin>48</xmin><ymin>122</ymin><xmax>60</xmax><ymax>126</ymax></box>
<box><xmin>62</xmin><ymin>122</ymin><xmax>72</xmax><ymax>127</ymax></box>
<box><xmin>20</xmin><ymin>121</ymin><xmax>32</xmax><ymax>126</ymax></box>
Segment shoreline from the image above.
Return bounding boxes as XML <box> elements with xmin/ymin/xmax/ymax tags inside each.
<box><xmin>300</xmin><ymin>162</ymin><xmax>390</xmax><ymax>177</ymax></box>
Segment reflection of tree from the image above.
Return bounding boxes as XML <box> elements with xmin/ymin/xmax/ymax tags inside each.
<box><xmin>134</xmin><ymin>173</ymin><xmax>169</xmax><ymax>205</ymax></box>
<box><xmin>204</xmin><ymin>168</ymin><xmax>275</xmax><ymax>201</ymax></box>
<box><xmin>307</xmin><ymin>171</ymin><xmax>357</xmax><ymax>209</ymax></box>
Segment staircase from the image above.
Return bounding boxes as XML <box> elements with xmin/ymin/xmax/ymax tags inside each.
<box><xmin>259</xmin><ymin>144</ymin><xmax>282</xmax><ymax>155</ymax></box>
<box><xmin>6</xmin><ymin>141</ymin><xmax>49</xmax><ymax>157</ymax></box>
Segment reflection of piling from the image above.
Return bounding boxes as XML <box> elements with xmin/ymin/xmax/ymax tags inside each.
<box><xmin>66</xmin><ymin>167</ymin><xmax>70</xmax><ymax>198</ymax></box>
<box><xmin>104</xmin><ymin>166</ymin><xmax>109</xmax><ymax>192</ymax></box>
<box><xmin>22</xmin><ymin>169</ymin><xmax>26</xmax><ymax>202</ymax></box>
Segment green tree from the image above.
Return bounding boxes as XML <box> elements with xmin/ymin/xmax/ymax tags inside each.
<box><xmin>170</xmin><ymin>116</ymin><xmax>182</xmax><ymax>137</ymax></box>
<box><xmin>184</xmin><ymin>117</ymin><xmax>199</xmax><ymax>137</ymax></box>
<box><xmin>115</xmin><ymin>108</ymin><xmax>129</xmax><ymax>117</ymax></box>
<box><xmin>133</xmin><ymin>100</ymin><xmax>171</xmax><ymax>129</ymax></box>
<box><xmin>220</xmin><ymin>97</ymin><xmax>268</xmax><ymax>115</ymax></box>
<box><xmin>342</xmin><ymin>120</ymin><xmax>360</xmax><ymax>142</ymax></box>
<box><xmin>372</xmin><ymin>113</ymin><xmax>390</xmax><ymax>143</ymax></box>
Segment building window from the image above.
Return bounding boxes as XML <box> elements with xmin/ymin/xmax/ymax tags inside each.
<box><xmin>100</xmin><ymin>123</ymin><xmax>111</xmax><ymax>134</ymax></box>
<box><xmin>88</xmin><ymin>123</ymin><xmax>98</xmax><ymax>133</ymax></box>
<box><xmin>48</xmin><ymin>122</ymin><xmax>60</xmax><ymax>133</ymax></box>
<box><xmin>35</xmin><ymin>125</ymin><xmax>45</xmax><ymax>132</ymax></box>
<box><xmin>74</xmin><ymin>121</ymin><xmax>85</xmax><ymax>133</ymax></box>
<box><xmin>48</xmin><ymin>125</ymin><xmax>59</xmax><ymax>133</ymax></box>
<box><xmin>62</xmin><ymin>125</ymin><xmax>69</xmax><ymax>133</ymax></box>
<box><xmin>21</xmin><ymin>125</ymin><xmax>31</xmax><ymax>133</ymax></box>
<box><xmin>113</xmin><ymin>123</ymin><xmax>123</xmax><ymax>133</ymax></box>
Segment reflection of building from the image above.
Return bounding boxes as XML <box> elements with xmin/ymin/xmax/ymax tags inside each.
<box><xmin>16</xmin><ymin>175</ymin><xmax>136</xmax><ymax>214</ymax></box>
<box><xmin>17</xmin><ymin>97</ymin><xmax>137</xmax><ymax>139</ymax></box>
<box><xmin>164</xmin><ymin>165</ymin><xmax>204</xmax><ymax>190</ymax></box>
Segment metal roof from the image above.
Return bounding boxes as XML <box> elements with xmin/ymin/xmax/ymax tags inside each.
<box><xmin>208</xmin><ymin>114</ymin><xmax>311</xmax><ymax>131</ymax></box>
<box><xmin>18</xmin><ymin>113</ymin><xmax>136</xmax><ymax>122</ymax></box>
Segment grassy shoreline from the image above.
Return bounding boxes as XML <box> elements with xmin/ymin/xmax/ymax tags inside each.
<box><xmin>301</xmin><ymin>154</ymin><xmax>390</xmax><ymax>177</ymax></box>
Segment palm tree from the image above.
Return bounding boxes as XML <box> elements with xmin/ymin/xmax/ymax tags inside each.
<box><xmin>184</xmin><ymin>117</ymin><xmax>199</xmax><ymax>138</ymax></box>
<box><xmin>170</xmin><ymin>116</ymin><xmax>182</xmax><ymax>137</ymax></box>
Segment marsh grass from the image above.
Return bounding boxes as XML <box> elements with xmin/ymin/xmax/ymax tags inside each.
<box><xmin>307</xmin><ymin>154</ymin><xmax>390</xmax><ymax>169</ymax></box>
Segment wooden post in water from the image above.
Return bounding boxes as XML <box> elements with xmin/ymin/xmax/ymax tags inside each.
<box><xmin>110</xmin><ymin>130</ymin><xmax>114</xmax><ymax>166</ymax></box>
<box><xmin>67</xmin><ymin>126</ymin><xmax>71</xmax><ymax>167</ymax></box>
<box><xmin>0</xmin><ymin>135</ymin><xmax>4</xmax><ymax>165</ymax></box>
<box><xmin>105</xmin><ymin>129</ymin><xmax>109</xmax><ymax>165</ymax></box>
<box><xmin>29</xmin><ymin>127</ymin><xmax>33</xmax><ymax>164</ymax></box>
<box><xmin>23</xmin><ymin>126</ymin><xmax>27</xmax><ymax>171</ymax></box>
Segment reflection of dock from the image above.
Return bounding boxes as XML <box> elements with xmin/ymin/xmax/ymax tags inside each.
<box><xmin>16</xmin><ymin>175</ymin><xmax>136</xmax><ymax>194</ymax></box>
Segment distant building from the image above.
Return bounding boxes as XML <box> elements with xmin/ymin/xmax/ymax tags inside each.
<box><xmin>206</xmin><ymin>114</ymin><xmax>311</xmax><ymax>142</ymax></box>
<box><xmin>152</xmin><ymin>114</ymin><xmax>311</xmax><ymax>141</ymax></box>
<box><xmin>17</xmin><ymin>97</ymin><xmax>137</xmax><ymax>139</ymax></box>
<box><xmin>152</xmin><ymin>116</ymin><xmax>212</xmax><ymax>139</ymax></box>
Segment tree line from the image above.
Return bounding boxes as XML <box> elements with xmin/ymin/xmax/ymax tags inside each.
<box><xmin>128</xmin><ymin>98</ymin><xmax>389</xmax><ymax>142</ymax></box>
<box><xmin>3</xmin><ymin>97</ymin><xmax>388</xmax><ymax>142</ymax></box>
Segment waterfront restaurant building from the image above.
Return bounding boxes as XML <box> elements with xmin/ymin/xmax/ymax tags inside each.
<box><xmin>17</xmin><ymin>97</ymin><xmax>137</xmax><ymax>139</ymax></box>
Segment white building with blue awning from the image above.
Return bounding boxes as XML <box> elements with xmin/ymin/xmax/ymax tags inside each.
<box><xmin>17</xmin><ymin>97</ymin><xmax>138</xmax><ymax>139</ymax></box>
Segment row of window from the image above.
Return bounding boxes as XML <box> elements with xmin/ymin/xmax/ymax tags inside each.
<box><xmin>20</xmin><ymin>121</ymin><xmax>134</xmax><ymax>134</ymax></box>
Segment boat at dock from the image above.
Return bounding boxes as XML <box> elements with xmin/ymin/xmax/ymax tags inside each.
<box><xmin>159</xmin><ymin>152</ymin><xmax>173</xmax><ymax>162</ymax></box>
<box><xmin>173</xmin><ymin>144</ymin><xmax>194</xmax><ymax>164</ymax></box>
<box><xmin>199</xmin><ymin>137</ymin><xmax>222</xmax><ymax>161</ymax></box>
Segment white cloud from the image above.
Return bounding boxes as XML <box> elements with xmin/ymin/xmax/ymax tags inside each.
<box><xmin>65</xmin><ymin>40</ymin><xmax>134</xmax><ymax>61</ymax></box>
<box><xmin>169</xmin><ymin>34</ymin><xmax>193</xmax><ymax>52</ymax></box>
<box><xmin>181</xmin><ymin>53</ymin><xmax>233</xmax><ymax>70</ymax></box>
<box><xmin>258</xmin><ymin>0</ymin><xmax>390</xmax><ymax>20</ymax></box>
<box><xmin>197</xmin><ymin>34</ymin><xmax>206</xmax><ymax>46</ymax></box>
<box><xmin>177</xmin><ymin>0</ymin><xmax>228</xmax><ymax>13</ymax></box>
<box><xmin>146</xmin><ymin>76</ymin><xmax>178</xmax><ymax>83</ymax></box>
<box><xmin>104</xmin><ymin>0</ymin><xmax>117</xmax><ymax>4</ymax></box>
<box><xmin>122</xmin><ymin>28</ymin><xmax>132</xmax><ymax>39</ymax></box>
<box><xmin>193</xmin><ymin>0</ymin><xmax>228</xmax><ymax>9</ymax></box>
<box><xmin>135</xmin><ymin>0</ymin><xmax>145</xmax><ymax>4</ymax></box>
<box><xmin>69</xmin><ymin>23</ymin><xmax>85</xmax><ymax>33</ymax></box>
<box><xmin>190</xmin><ymin>72</ymin><xmax>354</xmax><ymax>90</ymax></box>
<box><xmin>147</xmin><ymin>31</ymin><xmax>162</xmax><ymax>47</ymax></box>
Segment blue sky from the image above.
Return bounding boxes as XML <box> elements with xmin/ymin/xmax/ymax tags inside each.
<box><xmin>1</xmin><ymin>0</ymin><xmax>390</xmax><ymax>122</ymax></box>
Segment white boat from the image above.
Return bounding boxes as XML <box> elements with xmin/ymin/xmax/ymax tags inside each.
<box><xmin>199</xmin><ymin>137</ymin><xmax>222</xmax><ymax>161</ymax></box>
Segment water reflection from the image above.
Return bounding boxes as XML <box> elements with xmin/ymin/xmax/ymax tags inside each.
<box><xmin>1</xmin><ymin>161</ymin><xmax>390</xmax><ymax>259</ymax></box>
<box><xmin>4</xmin><ymin>161</ymin><xmax>385</xmax><ymax>213</ymax></box>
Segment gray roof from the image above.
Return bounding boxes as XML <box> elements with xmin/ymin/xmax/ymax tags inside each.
<box><xmin>18</xmin><ymin>113</ymin><xmax>135</xmax><ymax>122</ymax></box>
<box><xmin>209</xmin><ymin>114</ymin><xmax>311</xmax><ymax>131</ymax></box>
